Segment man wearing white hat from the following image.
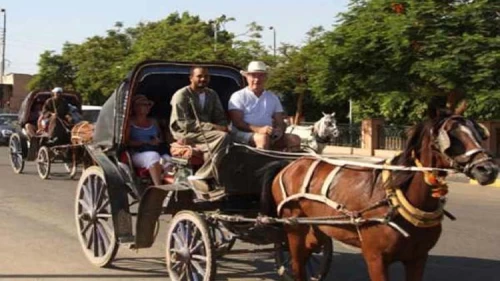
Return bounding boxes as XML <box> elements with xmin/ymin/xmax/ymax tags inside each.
<box><xmin>41</xmin><ymin>87</ymin><xmax>72</xmax><ymax>143</ymax></box>
<box><xmin>228</xmin><ymin>61</ymin><xmax>301</xmax><ymax>151</ymax></box>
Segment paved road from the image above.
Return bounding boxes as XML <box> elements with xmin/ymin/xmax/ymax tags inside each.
<box><xmin>0</xmin><ymin>146</ymin><xmax>499</xmax><ymax>280</ymax></box>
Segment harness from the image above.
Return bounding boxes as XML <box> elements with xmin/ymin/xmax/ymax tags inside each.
<box><xmin>275</xmin><ymin>155</ymin><xmax>453</xmax><ymax>240</ymax></box>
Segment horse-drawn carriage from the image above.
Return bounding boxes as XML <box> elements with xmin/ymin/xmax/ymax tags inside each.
<box><xmin>75</xmin><ymin>61</ymin><xmax>333</xmax><ymax>280</ymax></box>
<box><xmin>8</xmin><ymin>90</ymin><xmax>93</xmax><ymax>179</ymax></box>
<box><xmin>76</xmin><ymin>60</ymin><xmax>499</xmax><ymax>281</ymax></box>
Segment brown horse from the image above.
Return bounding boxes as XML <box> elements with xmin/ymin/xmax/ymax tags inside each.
<box><xmin>261</xmin><ymin>104</ymin><xmax>498</xmax><ymax>281</ymax></box>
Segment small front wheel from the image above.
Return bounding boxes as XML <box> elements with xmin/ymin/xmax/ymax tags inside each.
<box><xmin>275</xmin><ymin>238</ymin><xmax>333</xmax><ymax>281</ymax></box>
<box><xmin>166</xmin><ymin>211</ymin><xmax>216</xmax><ymax>281</ymax></box>
<box><xmin>36</xmin><ymin>146</ymin><xmax>51</xmax><ymax>179</ymax></box>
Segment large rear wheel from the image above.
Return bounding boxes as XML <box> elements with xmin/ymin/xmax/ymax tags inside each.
<box><xmin>75</xmin><ymin>166</ymin><xmax>119</xmax><ymax>267</ymax></box>
<box><xmin>8</xmin><ymin>133</ymin><xmax>25</xmax><ymax>174</ymax></box>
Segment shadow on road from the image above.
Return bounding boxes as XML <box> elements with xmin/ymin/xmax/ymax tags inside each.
<box><xmin>1</xmin><ymin>252</ymin><xmax>498</xmax><ymax>280</ymax></box>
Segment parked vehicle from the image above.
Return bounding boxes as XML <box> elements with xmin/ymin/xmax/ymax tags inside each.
<box><xmin>81</xmin><ymin>105</ymin><xmax>102</xmax><ymax>123</ymax></box>
<box><xmin>0</xmin><ymin>113</ymin><xmax>18</xmax><ymax>145</ymax></box>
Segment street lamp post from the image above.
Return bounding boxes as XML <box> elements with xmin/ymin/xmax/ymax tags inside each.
<box><xmin>1</xmin><ymin>8</ymin><xmax>6</xmax><ymax>80</ymax></box>
<box><xmin>269</xmin><ymin>26</ymin><xmax>276</xmax><ymax>58</ymax></box>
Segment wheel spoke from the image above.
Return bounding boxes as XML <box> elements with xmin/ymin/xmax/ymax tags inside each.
<box><xmin>171</xmin><ymin>260</ymin><xmax>183</xmax><ymax>270</ymax></box>
<box><xmin>86</xmin><ymin>224</ymin><xmax>95</xmax><ymax>250</ymax></box>
<box><xmin>189</xmin><ymin>241</ymin><xmax>203</xmax><ymax>254</ymax></box>
<box><xmin>97</xmin><ymin>213</ymin><xmax>111</xmax><ymax>219</ymax></box>
<box><xmin>191</xmin><ymin>255</ymin><xmax>207</xmax><ymax>262</ymax></box>
<box><xmin>190</xmin><ymin>260</ymin><xmax>206</xmax><ymax>277</ymax></box>
<box><xmin>80</xmin><ymin>220</ymin><xmax>92</xmax><ymax>236</ymax></box>
<box><xmin>92</xmin><ymin>226</ymin><xmax>100</xmax><ymax>257</ymax></box>
<box><xmin>95</xmin><ymin>182</ymin><xmax>106</xmax><ymax>207</ymax></box>
<box><xmin>98</xmin><ymin>219</ymin><xmax>115</xmax><ymax>242</ymax></box>
<box><xmin>97</xmin><ymin>198</ymin><xmax>110</xmax><ymax>213</ymax></box>
<box><xmin>96</xmin><ymin>223</ymin><xmax>110</xmax><ymax>251</ymax></box>
<box><xmin>189</xmin><ymin>227</ymin><xmax>199</xmax><ymax>249</ymax></box>
<box><xmin>78</xmin><ymin>199</ymin><xmax>92</xmax><ymax>213</ymax></box>
<box><xmin>172</xmin><ymin>233</ymin><xmax>184</xmax><ymax>249</ymax></box>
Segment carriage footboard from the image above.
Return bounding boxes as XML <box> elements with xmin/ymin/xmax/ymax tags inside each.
<box><xmin>134</xmin><ymin>184</ymin><xmax>191</xmax><ymax>248</ymax></box>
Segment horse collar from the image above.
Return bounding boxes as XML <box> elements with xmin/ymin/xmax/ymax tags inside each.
<box><xmin>383</xmin><ymin>158</ymin><xmax>445</xmax><ymax>228</ymax></box>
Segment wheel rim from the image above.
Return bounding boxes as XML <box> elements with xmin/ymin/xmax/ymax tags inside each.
<box><xmin>9</xmin><ymin>135</ymin><xmax>23</xmax><ymax>172</ymax></box>
<box><xmin>275</xmin><ymin>239</ymin><xmax>333</xmax><ymax>281</ymax></box>
<box><xmin>76</xmin><ymin>169</ymin><xmax>117</xmax><ymax>266</ymax></box>
<box><xmin>167</xmin><ymin>212</ymin><xmax>214</xmax><ymax>281</ymax></box>
<box><xmin>37</xmin><ymin>147</ymin><xmax>50</xmax><ymax>179</ymax></box>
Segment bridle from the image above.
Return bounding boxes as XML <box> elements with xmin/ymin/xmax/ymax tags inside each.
<box><xmin>431</xmin><ymin>115</ymin><xmax>492</xmax><ymax>174</ymax></box>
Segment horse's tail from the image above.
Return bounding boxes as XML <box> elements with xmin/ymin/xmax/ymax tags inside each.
<box><xmin>257</xmin><ymin>160</ymin><xmax>291</xmax><ymax>216</ymax></box>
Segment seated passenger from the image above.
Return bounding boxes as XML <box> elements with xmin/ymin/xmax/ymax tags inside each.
<box><xmin>228</xmin><ymin>61</ymin><xmax>301</xmax><ymax>151</ymax></box>
<box><xmin>25</xmin><ymin>103</ymin><xmax>42</xmax><ymax>138</ymax></box>
<box><xmin>127</xmin><ymin>94</ymin><xmax>172</xmax><ymax>186</ymax></box>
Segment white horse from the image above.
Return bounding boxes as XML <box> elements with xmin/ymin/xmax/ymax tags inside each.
<box><xmin>285</xmin><ymin>112</ymin><xmax>340</xmax><ymax>154</ymax></box>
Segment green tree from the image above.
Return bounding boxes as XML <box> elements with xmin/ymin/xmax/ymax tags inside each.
<box><xmin>28</xmin><ymin>51</ymin><xmax>75</xmax><ymax>91</ymax></box>
<box><xmin>313</xmin><ymin>0</ymin><xmax>500</xmax><ymax>123</ymax></box>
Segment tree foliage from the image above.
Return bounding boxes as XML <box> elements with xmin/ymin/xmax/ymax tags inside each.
<box><xmin>30</xmin><ymin>3</ymin><xmax>500</xmax><ymax>124</ymax></box>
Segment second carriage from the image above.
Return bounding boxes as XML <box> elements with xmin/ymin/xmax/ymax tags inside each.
<box><xmin>8</xmin><ymin>90</ymin><xmax>93</xmax><ymax>179</ymax></box>
<box><xmin>75</xmin><ymin>60</ymin><xmax>334</xmax><ymax>280</ymax></box>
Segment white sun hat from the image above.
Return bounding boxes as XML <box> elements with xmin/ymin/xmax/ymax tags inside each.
<box><xmin>240</xmin><ymin>61</ymin><xmax>269</xmax><ymax>75</ymax></box>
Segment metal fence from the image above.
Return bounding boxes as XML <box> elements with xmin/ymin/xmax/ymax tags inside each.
<box><xmin>330</xmin><ymin>123</ymin><xmax>361</xmax><ymax>147</ymax></box>
<box><xmin>378</xmin><ymin>125</ymin><xmax>411</xmax><ymax>150</ymax></box>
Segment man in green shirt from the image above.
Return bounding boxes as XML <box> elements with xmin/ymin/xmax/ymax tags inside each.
<box><xmin>170</xmin><ymin>66</ymin><xmax>231</xmax><ymax>192</ymax></box>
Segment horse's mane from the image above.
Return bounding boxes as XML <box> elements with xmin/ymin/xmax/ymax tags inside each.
<box><xmin>389</xmin><ymin>110</ymin><xmax>452</xmax><ymax>189</ymax></box>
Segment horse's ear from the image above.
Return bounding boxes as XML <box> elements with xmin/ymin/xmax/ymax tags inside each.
<box><xmin>330</xmin><ymin>112</ymin><xmax>336</xmax><ymax>117</ymax></box>
<box><xmin>322</xmin><ymin>112</ymin><xmax>327</xmax><ymax>117</ymax></box>
<box><xmin>446</xmin><ymin>89</ymin><xmax>466</xmax><ymax>114</ymax></box>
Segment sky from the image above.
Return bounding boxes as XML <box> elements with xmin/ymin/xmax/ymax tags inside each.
<box><xmin>0</xmin><ymin>0</ymin><xmax>350</xmax><ymax>75</ymax></box>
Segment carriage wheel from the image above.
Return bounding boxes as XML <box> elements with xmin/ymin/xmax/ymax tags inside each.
<box><xmin>8</xmin><ymin>133</ymin><xmax>25</xmax><ymax>174</ymax></box>
<box><xmin>166</xmin><ymin>211</ymin><xmax>216</xmax><ymax>281</ymax></box>
<box><xmin>275</xmin><ymin>238</ymin><xmax>333</xmax><ymax>281</ymax></box>
<box><xmin>75</xmin><ymin>166</ymin><xmax>119</xmax><ymax>267</ymax></box>
<box><xmin>37</xmin><ymin>146</ymin><xmax>51</xmax><ymax>180</ymax></box>
<box><xmin>210</xmin><ymin>222</ymin><xmax>236</xmax><ymax>257</ymax></box>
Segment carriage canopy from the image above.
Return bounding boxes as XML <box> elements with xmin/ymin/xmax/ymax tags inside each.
<box><xmin>92</xmin><ymin>60</ymin><xmax>246</xmax><ymax>148</ymax></box>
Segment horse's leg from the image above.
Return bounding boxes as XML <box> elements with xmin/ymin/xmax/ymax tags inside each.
<box><xmin>363</xmin><ymin>253</ymin><xmax>389</xmax><ymax>281</ymax></box>
<box><xmin>403</xmin><ymin>255</ymin><xmax>428</xmax><ymax>281</ymax></box>
<box><xmin>285</xmin><ymin>225</ymin><xmax>310</xmax><ymax>281</ymax></box>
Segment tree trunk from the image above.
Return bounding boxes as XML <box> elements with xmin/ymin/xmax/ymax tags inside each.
<box><xmin>294</xmin><ymin>91</ymin><xmax>305</xmax><ymax>125</ymax></box>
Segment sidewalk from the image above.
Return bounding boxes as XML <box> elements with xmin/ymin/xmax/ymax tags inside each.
<box><xmin>321</xmin><ymin>152</ymin><xmax>500</xmax><ymax>188</ymax></box>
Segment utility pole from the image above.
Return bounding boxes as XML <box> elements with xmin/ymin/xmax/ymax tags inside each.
<box><xmin>349</xmin><ymin>98</ymin><xmax>353</xmax><ymax>154</ymax></box>
<box><xmin>1</xmin><ymin>8</ymin><xmax>6</xmax><ymax>81</ymax></box>
<box><xmin>269</xmin><ymin>26</ymin><xmax>276</xmax><ymax>58</ymax></box>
